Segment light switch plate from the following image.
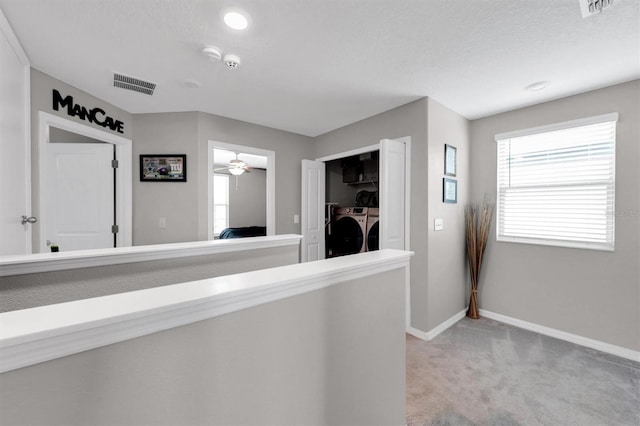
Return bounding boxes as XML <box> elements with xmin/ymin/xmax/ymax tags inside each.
<box><xmin>434</xmin><ymin>218</ymin><xmax>444</xmax><ymax>231</ymax></box>
<box><xmin>294</xmin><ymin>214</ymin><xmax>300</xmax><ymax>224</ymax></box>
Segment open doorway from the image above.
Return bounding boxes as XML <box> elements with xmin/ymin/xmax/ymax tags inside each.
<box><xmin>207</xmin><ymin>141</ymin><xmax>275</xmax><ymax>240</ymax></box>
<box><xmin>302</xmin><ymin>137</ymin><xmax>411</xmax><ymax>262</ymax></box>
<box><xmin>212</xmin><ymin>148</ymin><xmax>268</xmax><ymax>238</ymax></box>
<box><xmin>38</xmin><ymin>112</ymin><xmax>132</xmax><ymax>253</ymax></box>
<box><xmin>325</xmin><ymin>150</ymin><xmax>379</xmax><ymax>258</ymax></box>
<box><xmin>302</xmin><ymin>137</ymin><xmax>411</xmax><ymax>327</ymax></box>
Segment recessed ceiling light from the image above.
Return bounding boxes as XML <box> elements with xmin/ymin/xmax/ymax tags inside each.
<box><xmin>525</xmin><ymin>81</ymin><xmax>550</xmax><ymax>92</ymax></box>
<box><xmin>224</xmin><ymin>11</ymin><xmax>248</xmax><ymax>30</ymax></box>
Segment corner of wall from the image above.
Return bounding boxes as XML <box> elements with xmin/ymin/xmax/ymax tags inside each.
<box><xmin>424</xmin><ymin>98</ymin><xmax>471</xmax><ymax>331</ymax></box>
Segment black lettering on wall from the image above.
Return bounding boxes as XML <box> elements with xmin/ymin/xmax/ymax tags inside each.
<box><xmin>52</xmin><ymin>89</ymin><xmax>74</xmax><ymax>114</ymax></box>
<box><xmin>51</xmin><ymin>89</ymin><xmax>125</xmax><ymax>134</ymax></box>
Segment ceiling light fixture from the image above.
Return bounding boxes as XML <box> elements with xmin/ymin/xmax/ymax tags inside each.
<box><xmin>224</xmin><ymin>54</ymin><xmax>241</xmax><ymax>69</ymax></box>
<box><xmin>229</xmin><ymin>166</ymin><xmax>245</xmax><ymax>176</ymax></box>
<box><xmin>223</xmin><ymin>11</ymin><xmax>249</xmax><ymax>30</ymax></box>
<box><xmin>525</xmin><ymin>81</ymin><xmax>550</xmax><ymax>92</ymax></box>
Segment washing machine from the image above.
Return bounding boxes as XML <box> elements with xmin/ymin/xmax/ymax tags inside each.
<box><xmin>330</xmin><ymin>207</ymin><xmax>368</xmax><ymax>256</ymax></box>
<box><xmin>366</xmin><ymin>207</ymin><xmax>379</xmax><ymax>252</ymax></box>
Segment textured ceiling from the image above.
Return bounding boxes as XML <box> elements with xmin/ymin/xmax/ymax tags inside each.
<box><xmin>1</xmin><ymin>0</ymin><xmax>638</xmax><ymax>137</ymax></box>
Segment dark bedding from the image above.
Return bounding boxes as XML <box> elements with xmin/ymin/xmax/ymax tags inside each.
<box><xmin>219</xmin><ymin>226</ymin><xmax>267</xmax><ymax>239</ymax></box>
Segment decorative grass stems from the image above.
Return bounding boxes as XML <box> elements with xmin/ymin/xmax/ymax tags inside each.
<box><xmin>465</xmin><ymin>198</ymin><xmax>494</xmax><ymax>319</ymax></box>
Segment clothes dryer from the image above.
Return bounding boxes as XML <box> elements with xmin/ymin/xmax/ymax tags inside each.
<box><xmin>331</xmin><ymin>207</ymin><xmax>368</xmax><ymax>256</ymax></box>
<box><xmin>366</xmin><ymin>207</ymin><xmax>379</xmax><ymax>252</ymax></box>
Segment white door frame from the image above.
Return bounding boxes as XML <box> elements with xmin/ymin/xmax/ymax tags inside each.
<box><xmin>207</xmin><ymin>140</ymin><xmax>275</xmax><ymax>240</ymax></box>
<box><xmin>38</xmin><ymin>112</ymin><xmax>133</xmax><ymax>252</ymax></box>
<box><xmin>315</xmin><ymin>137</ymin><xmax>411</xmax><ymax>251</ymax></box>
<box><xmin>315</xmin><ymin>137</ymin><xmax>412</xmax><ymax>327</ymax></box>
<box><xmin>0</xmin><ymin>9</ymin><xmax>32</xmax><ymax>254</ymax></box>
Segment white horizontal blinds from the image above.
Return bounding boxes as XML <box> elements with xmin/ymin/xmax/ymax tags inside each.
<box><xmin>497</xmin><ymin>119</ymin><xmax>616</xmax><ymax>250</ymax></box>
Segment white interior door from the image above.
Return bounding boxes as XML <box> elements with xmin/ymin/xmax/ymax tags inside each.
<box><xmin>379</xmin><ymin>138</ymin><xmax>406</xmax><ymax>250</ymax></box>
<box><xmin>301</xmin><ymin>159</ymin><xmax>325</xmax><ymax>262</ymax></box>
<box><xmin>44</xmin><ymin>143</ymin><xmax>114</xmax><ymax>252</ymax></box>
<box><xmin>0</xmin><ymin>11</ymin><xmax>31</xmax><ymax>255</ymax></box>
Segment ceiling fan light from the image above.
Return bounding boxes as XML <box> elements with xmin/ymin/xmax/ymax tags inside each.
<box><xmin>229</xmin><ymin>167</ymin><xmax>245</xmax><ymax>176</ymax></box>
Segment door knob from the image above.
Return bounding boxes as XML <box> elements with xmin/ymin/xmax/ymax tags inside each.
<box><xmin>21</xmin><ymin>215</ymin><xmax>37</xmax><ymax>225</ymax></box>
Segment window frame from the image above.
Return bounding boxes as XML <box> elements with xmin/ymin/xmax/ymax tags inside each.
<box><xmin>212</xmin><ymin>173</ymin><xmax>230</xmax><ymax>237</ymax></box>
<box><xmin>494</xmin><ymin>112</ymin><xmax>618</xmax><ymax>252</ymax></box>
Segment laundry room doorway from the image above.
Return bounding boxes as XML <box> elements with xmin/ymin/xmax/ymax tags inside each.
<box><xmin>301</xmin><ymin>137</ymin><xmax>410</xmax><ymax>263</ymax></box>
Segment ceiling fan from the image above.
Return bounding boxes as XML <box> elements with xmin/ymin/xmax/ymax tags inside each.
<box><xmin>214</xmin><ymin>153</ymin><xmax>251</xmax><ymax>176</ymax></box>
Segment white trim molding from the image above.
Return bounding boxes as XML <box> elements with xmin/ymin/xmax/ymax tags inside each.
<box><xmin>0</xmin><ymin>234</ymin><xmax>302</xmax><ymax>277</ymax></box>
<box><xmin>479</xmin><ymin>309</ymin><xmax>640</xmax><ymax>362</ymax></box>
<box><xmin>0</xmin><ymin>249</ymin><xmax>413</xmax><ymax>373</ymax></box>
<box><xmin>315</xmin><ymin>144</ymin><xmax>380</xmax><ymax>163</ymax></box>
<box><xmin>0</xmin><ymin>8</ymin><xmax>30</xmax><ymax>66</ymax></box>
<box><xmin>407</xmin><ymin>308</ymin><xmax>467</xmax><ymax>341</ymax></box>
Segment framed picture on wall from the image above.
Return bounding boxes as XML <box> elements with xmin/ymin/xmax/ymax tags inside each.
<box><xmin>443</xmin><ymin>178</ymin><xmax>457</xmax><ymax>203</ymax></box>
<box><xmin>444</xmin><ymin>144</ymin><xmax>457</xmax><ymax>177</ymax></box>
<box><xmin>140</xmin><ymin>154</ymin><xmax>187</xmax><ymax>182</ymax></box>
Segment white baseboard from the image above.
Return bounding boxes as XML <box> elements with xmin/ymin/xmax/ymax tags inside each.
<box><xmin>479</xmin><ymin>309</ymin><xmax>640</xmax><ymax>363</ymax></box>
<box><xmin>406</xmin><ymin>308</ymin><xmax>467</xmax><ymax>341</ymax></box>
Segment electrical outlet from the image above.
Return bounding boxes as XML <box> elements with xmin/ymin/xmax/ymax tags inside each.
<box><xmin>294</xmin><ymin>214</ymin><xmax>300</xmax><ymax>224</ymax></box>
<box><xmin>159</xmin><ymin>217</ymin><xmax>166</xmax><ymax>229</ymax></box>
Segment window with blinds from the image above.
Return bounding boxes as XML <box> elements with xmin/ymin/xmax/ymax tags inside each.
<box><xmin>495</xmin><ymin>113</ymin><xmax>617</xmax><ymax>251</ymax></box>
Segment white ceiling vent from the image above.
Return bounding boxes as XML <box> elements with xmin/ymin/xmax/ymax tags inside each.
<box><xmin>113</xmin><ymin>73</ymin><xmax>156</xmax><ymax>95</ymax></box>
<box><xmin>579</xmin><ymin>0</ymin><xmax>615</xmax><ymax>18</ymax></box>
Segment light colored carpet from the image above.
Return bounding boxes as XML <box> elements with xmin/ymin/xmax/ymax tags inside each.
<box><xmin>406</xmin><ymin>317</ymin><xmax>640</xmax><ymax>426</ymax></box>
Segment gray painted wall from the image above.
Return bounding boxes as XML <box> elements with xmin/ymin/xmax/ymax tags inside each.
<box><xmin>30</xmin><ymin>69</ymin><xmax>133</xmax><ymax>251</ymax></box>
<box><xmin>50</xmin><ymin>127</ymin><xmax>106</xmax><ymax>144</ymax></box>
<box><xmin>132</xmin><ymin>112</ymin><xmax>200</xmax><ymax>245</ymax></box>
<box><xmin>426</xmin><ymin>98</ymin><xmax>471</xmax><ymax>329</ymax></box>
<box><xmin>197</xmin><ymin>112</ymin><xmax>314</xmax><ymax>239</ymax></box>
<box><xmin>31</xmin><ymin>71</ymin><xmax>313</xmax><ymax>248</ymax></box>
<box><xmin>469</xmin><ymin>80</ymin><xmax>640</xmax><ymax>351</ymax></box>
<box><xmin>133</xmin><ymin>112</ymin><xmax>312</xmax><ymax>245</ymax></box>
<box><xmin>313</xmin><ymin>98</ymin><xmax>471</xmax><ymax>333</ymax></box>
<box><xmin>0</xmin><ymin>245</ymin><xmax>299</xmax><ymax>312</ymax></box>
<box><xmin>313</xmin><ymin>99</ymin><xmax>432</xmax><ymax>331</ymax></box>
<box><xmin>0</xmin><ymin>269</ymin><xmax>406</xmax><ymax>425</ymax></box>
<box><xmin>226</xmin><ymin>168</ymin><xmax>267</xmax><ymax>228</ymax></box>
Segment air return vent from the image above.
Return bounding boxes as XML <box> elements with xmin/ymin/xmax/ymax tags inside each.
<box><xmin>113</xmin><ymin>73</ymin><xmax>156</xmax><ymax>95</ymax></box>
<box><xmin>579</xmin><ymin>0</ymin><xmax>615</xmax><ymax>18</ymax></box>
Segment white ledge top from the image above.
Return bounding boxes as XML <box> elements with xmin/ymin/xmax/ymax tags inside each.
<box><xmin>0</xmin><ymin>234</ymin><xmax>302</xmax><ymax>277</ymax></box>
<box><xmin>0</xmin><ymin>249</ymin><xmax>413</xmax><ymax>373</ymax></box>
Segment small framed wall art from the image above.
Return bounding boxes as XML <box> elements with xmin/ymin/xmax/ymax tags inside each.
<box><xmin>443</xmin><ymin>178</ymin><xmax>457</xmax><ymax>203</ymax></box>
<box><xmin>444</xmin><ymin>144</ymin><xmax>457</xmax><ymax>177</ymax></box>
<box><xmin>140</xmin><ymin>154</ymin><xmax>187</xmax><ymax>182</ymax></box>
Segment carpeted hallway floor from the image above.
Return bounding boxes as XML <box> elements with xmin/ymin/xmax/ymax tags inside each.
<box><xmin>407</xmin><ymin>317</ymin><xmax>640</xmax><ymax>426</ymax></box>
